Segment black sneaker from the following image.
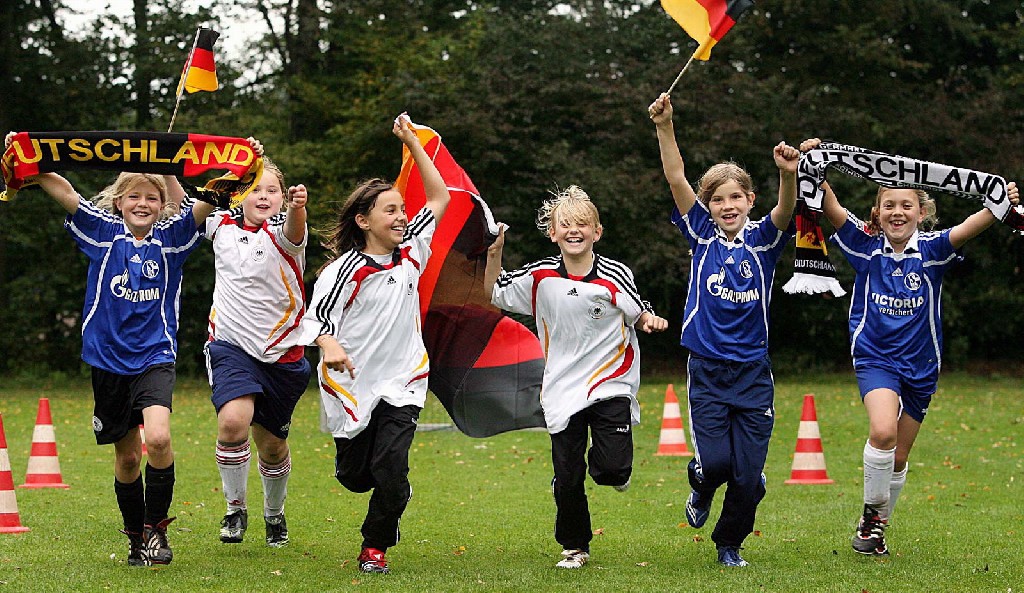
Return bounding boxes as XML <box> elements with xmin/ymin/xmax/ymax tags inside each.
<box><xmin>685</xmin><ymin>488</ymin><xmax>714</xmax><ymax>528</ymax></box>
<box><xmin>220</xmin><ymin>509</ymin><xmax>248</xmax><ymax>543</ymax></box>
<box><xmin>265</xmin><ymin>513</ymin><xmax>289</xmax><ymax>547</ymax></box>
<box><xmin>717</xmin><ymin>545</ymin><xmax>749</xmax><ymax>567</ymax></box>
<box><xmin>851</xmin><ymin>504</ymin><xmax>889</xmax><ymax>556</ymax></box>
<box><xmin>120</xmin><ymin>529</ymin><xmax>149</xmax><ymax>567</ymax></box>
<box><xmin>143</xmin><ymin>517</ymin><xmax>175</xmax><ymax>565</ymax></box>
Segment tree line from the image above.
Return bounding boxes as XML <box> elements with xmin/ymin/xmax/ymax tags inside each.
<box><xmin>1</xmin><ymin>0</ymin><xmax>1021</xmax><ymax>377</ymax></box>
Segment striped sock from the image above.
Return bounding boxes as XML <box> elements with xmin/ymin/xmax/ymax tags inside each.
<box><xmin>216</xmin><ymin>440</ymin><xmax>251</xmax><ymax>512</ymax></box>
<box><xmin>260</xmin><ymin>454</ymin><xmax>291</xmax><ymax>517</ymax></box>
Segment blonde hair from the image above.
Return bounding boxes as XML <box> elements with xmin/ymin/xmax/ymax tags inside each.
<box><xmin>868</xmin><ymin>187</ymin><xmax>938</xmax><ymax>235</ymax></box>
<box><xmin>93</xmin><ymin>172</ymin><xmax>174</xmax><ymax>219</ymax></box>
<box><xmin>535</xmin><ymin>185</ymin><xmax>602</xmax><ymax>236</ymax></box>
<box><xmin>696</xmin><ymin>162</ymin><xmax>754</xmax><ymax>205</ymax></box>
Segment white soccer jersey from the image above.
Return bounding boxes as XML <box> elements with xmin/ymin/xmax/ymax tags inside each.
<box><xmin>206</xmin><ymin>211</ymin><xmax>307</xmax><ymax>363</ymax></box>
<box><xmin>491</xmin><ymin>254</ymin><xmax>652</xmax><ymax>434</ymax></box>
<box><xmin>299</xmin><ymin>208</ymin><xmax>436</xmax><ymax>438</ymax></box>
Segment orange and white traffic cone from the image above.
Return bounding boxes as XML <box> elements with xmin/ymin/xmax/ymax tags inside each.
<box><xmin>655</xmin><ymin>384</ymin><xmax>692</xmax><ymax>456</ymax></box>
<box><xmin>20</xmin><ymin>398</ymin><xmax>69</xmax><ymax>489</ymax></box>
<box><xmin>0</xmin><ymin>414</ymin><xmax>30</xmax><ymax>533</ymax></box>
<box><xmin>784</xmin><ymin>394</ymin><xmax>834</xmax><ymax>484</ymax></box>
<box><xmin>139</xmin><ymin>424</ymin><xmax>147</xmax><ymax>456</ymax></box>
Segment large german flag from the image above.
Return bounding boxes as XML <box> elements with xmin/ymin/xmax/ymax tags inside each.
<box><xmin>660</xmin><ymin>0</ymin><xmax>754</xmax><ymax>60</ymax></box>
<box><xmin>176</xmin><ymin>27</ymin><xmax>219</xmax><ymax>95</ymax></box>
<box><xmin>395</xmin><ymin>122</ymin><xmax>546</xmax><ymax>437</ymax></box>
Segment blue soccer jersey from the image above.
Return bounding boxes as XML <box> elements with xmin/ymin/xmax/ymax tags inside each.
<box><xmin>831</xmin><ymin>213</ymin><xmax>962</xmax><ymax>380</ymax></box>
<box><xmin>672</xmin><ymin>201</ymin><xmax>794</xmax><ymax>362</ymax></box>
<box><xmin>65</xmin><ymin>198</ymin><xmax>204</xmax><ymax>375</ymax></box>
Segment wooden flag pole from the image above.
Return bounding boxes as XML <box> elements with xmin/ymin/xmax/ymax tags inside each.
<box><xmin>665</xmin><ymin>37</ymin><xmax>713</xmax><ymax>95</ymax></box>
<box><xmin>168</xmin><ymin>28</ymin><xmax>202</xmax><ymax>132</ymax></box>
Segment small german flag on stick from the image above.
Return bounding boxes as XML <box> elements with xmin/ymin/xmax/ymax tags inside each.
<box><xmin>660</xmin><ymin>0</ymin><xmax>753</xmax><ymax>94</ymax></box>
<box><xmin>168</xmin><ymin>27</ymin><xmax>220</xmax><ymax>132</ymax></box>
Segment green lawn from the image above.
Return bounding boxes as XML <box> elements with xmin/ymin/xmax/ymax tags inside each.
<box><xmin>0</xmin><ymin>374</ymin><xmax>1021</xmax><ymax>592</ymax></box>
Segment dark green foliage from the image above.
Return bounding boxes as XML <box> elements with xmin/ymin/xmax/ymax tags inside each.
<box><xmin>0</xmin><ymin>0</ymin><xmax>1021</xmax><ymax>375</ymax></box>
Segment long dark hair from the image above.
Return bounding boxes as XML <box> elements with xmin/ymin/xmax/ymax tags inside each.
<box><xmin>317</xmin><ymin>178</ymin><xmax>395</xmax><ymax>274</ymax></box>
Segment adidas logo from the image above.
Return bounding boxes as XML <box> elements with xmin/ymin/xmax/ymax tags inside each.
<box><xmin>239</xmin><ymin>236</ymin><xmax>249</xmax><ymax>244</ymax></box>
<box><xmin>387</xmin><ymin>277</ymin><xmax>397</xmax><ymax>285</ymax></box>
<box><xmin>764</xmin><ymin>408</ymin><xmax>773</xmax><ymax>418</ymax></box>
<box><xmin>567</xmin><ymin>287</ymin><xmax>579</xmax><ymax>296</ymax></box>
<box><xmin>891</xmin><ymin>268</ymin><xmax>904</xmax><ymax>277</ymax></box>
<box><xmin>130</xmin><ymin>254</ymin><xmax>142</xmax><ymax>264</ymax></box>
<box><xmin>724</xmin><ymin>255</ymin><xmax>735</xmax><ymax>265</ymax></box>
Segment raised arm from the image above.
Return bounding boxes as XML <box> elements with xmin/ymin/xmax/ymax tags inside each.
<box><xmin>649</xmin><ymin>94</ymin><xmax>698</xmax><ymax>214</ymax></box>
<box><xmin>948</xmin><ymin>181</ymin><xmax>1019</xmax><ymax>249</ymax></box>
<box><xmin>484</xmin><ymin>224</ymin><xmax>507</xmax><ymax>301</ymax></box>
<box><xmin>394</xmin><ymin>114</ymin><xmax>451</xmax><ymax>222</ymax></box>
<box><xmin>5</xmin><ymin>132</ymin><xmax>79</xmax><ymax>214</ymax></box>
<box><xmin>771</xmin><ymin>141</ymin><xmax>799</xmax><ymax>230</ymax></box>
<box><xmin>283</xmin><ymin>184</ymin><xmax>308</xmax><ymax>245</ymax></box>
<box><xmin>800</xmin><ymin>138</ymin><xmax>848</xmax><ymax>229</ymax></box>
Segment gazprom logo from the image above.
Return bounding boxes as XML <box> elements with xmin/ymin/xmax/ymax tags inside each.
<box><xmin>109</xmin><ymin>270</ymin><xmax>161</xmax><ymax>303</ymax></box>
<box><xmin>706</xmin><ymin>267</ymin><xmax>760</xmax><ymax>304</ymax></box>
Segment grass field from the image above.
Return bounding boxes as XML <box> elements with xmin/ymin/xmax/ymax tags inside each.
<box><xmin>0</xmin><ymin>373</ymin><xmax>1021</xmax><ymax>592</ymax></box>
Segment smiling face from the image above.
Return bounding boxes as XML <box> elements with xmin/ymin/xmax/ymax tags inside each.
<box><xmin>707</xmin><ymin>179</ymin><xmax>755</xmax><ymax>240</ymax></box>
<box><xmin>873</xmin><ymin>188</ymin><xmax>925</xmax><ymax>250</ymax></box>
<box><xmin>241</xmin><ymin>170</ymin><xmax>285</xmax><ymax>228</ymax></box>
<box><xmin>114</xmin><ymin>180</ymin><xmax>164</xmax><ymax>237</ymax></box>
<box><xmin>357</xmin><ymin>188</ymin><xmax>407</xmax><ymax>254</ymax></box>
<box><xmin>549</xmin><ymin>214</ymin><xmax>602</xmax><ymax>260</ymax></box>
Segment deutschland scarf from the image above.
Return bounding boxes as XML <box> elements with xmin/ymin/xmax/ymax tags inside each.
<box><xmin>784</xmin><ymin>142</ymin><xmax>1024</xmax><ymax>296</ymax></box>
<box><xmin>1</xmin><ymin>131</ymin><xmax>263</xmax><ymax>208</ymax></box>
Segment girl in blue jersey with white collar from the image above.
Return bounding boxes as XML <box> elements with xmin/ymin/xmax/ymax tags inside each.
<box><xmin>5</xmin><ymin>131</ymin><xmax>230</xmax><ymax>567</ymax></box>
<box><xmin>800</xmin><ymin>138</ymin><xmax>1020</xmax><ymax>558</ymax></box>
<box><xmin>650</xmin><ymin>94</ymin><xmax>799</xmax><ymax>568</ymax></box>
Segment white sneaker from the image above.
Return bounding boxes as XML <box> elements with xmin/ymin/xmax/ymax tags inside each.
<box><xmin>613</xmin><ymin>477</ymin><xmax>631</xmax><ymax>492</ymax></box>
<box><xmin>556</xmin><ymin>549</ymin><xmax>590</xmax><ymax>569</ymax></box>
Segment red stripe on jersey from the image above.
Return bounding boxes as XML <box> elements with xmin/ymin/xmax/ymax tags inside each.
<box><xmin>530</xmin><ymin>269</ymin><xmax>563</xmax><ymax>317</ymax></box>
<box><xmin>344</xmin><ymin>246</ymin><xmax>416</xmax><ymax>310</ymax></box>
<box><xmin>262</xmin><ymin>221</ymin><xmax>306</xmax><ymax>352</ymax></box>
<box><xmin>321</xmin><ymin>380</ymin><xmax>359</xmax><ymax>422</ymax></box>
<box><xmin>589</xmin><ymin>278</ymin><xmax>619</xmax><ymax>306</ymax></box>
<box><xmin>405</xmin><ymin>371</ymin><xmax>430</xmax><ymax>386</ymax></box>
<box><xmin>587</xmin><ymin>343</ymin><xmax>636</xmax><ymax>398</ymax></box>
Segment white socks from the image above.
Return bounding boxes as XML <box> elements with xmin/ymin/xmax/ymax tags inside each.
<box><xmin>260</xmin><ymin>454</ymin><xmax>291</xmax><ymax>517</ymax></box>
<box><xmin>886</xmin><ymin>464</ymin><xmax>908</xmax><ymax>521</ymax></box>
<box><xmin>216</xmin><ymin>440</ymin><xmax>251</xmax><ymax>512</ymax></box>
<box><xmin>862</xmin><ymin>440</ymin><xmax>896</xmax><ymax>511</ymax></box>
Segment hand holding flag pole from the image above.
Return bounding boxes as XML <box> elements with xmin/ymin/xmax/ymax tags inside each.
<box><xmin>168</xmin><ymin>27</ymin><xmax>220</xmax><ymax>132</ymax></box>
<box><xmin>660</xmin><ymin>0</ymin><xmax>754</xmax><ymax>95</ymax></box>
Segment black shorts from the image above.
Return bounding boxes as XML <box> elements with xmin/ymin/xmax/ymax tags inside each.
<box><xmin>91</xmin><ymin>363</ymin><xmax>175</xmax><ymax>445</ymax></box>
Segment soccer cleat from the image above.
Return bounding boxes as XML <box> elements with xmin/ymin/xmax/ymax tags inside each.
<box><xmin>265</xmin><ymin>513</ymin><xmax>289</xmax><ymax>547</ymax></box>
<box><xmin>120</xmin><ymin>529</ymin><xmax>149</xmax><ymax>567</ymax></box>
<box><xmin>717</xmin><ymin>546</ymin><xmax>749</xmax><ymax>567</ymax></box>
<box><xmin>555</xmin><ymin>548</ymin><xmax>590</xmax><ymax>569</ymax></box>
<box><xmin>358</xmin><ymin>547</ymin><xmax>390</xmax><ymax>574</ymax></box>
<box><xmin>852</xmin><ymin>504</ymin><xmax>889</xmax><ymax>556</ymax></box>
<box><xmin>685</xmin><ymin>488</ymin><xmax>714</xmax><ymax>528</ymax></box>
<box><xmin>613</xmin><ymin>477</ymin><xmax>631</xmax><ymax>493</ymax></box>
<box><xmin>220</xmin><ymin>509</ymin><xmax>248</xmax><ymax>543</ymax></box>
<box><xmin>143</xmin><ymin>517</ymin><xmax>175</xmax><ymax>565</ymax></box>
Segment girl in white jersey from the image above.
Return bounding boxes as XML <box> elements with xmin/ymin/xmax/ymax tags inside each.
<box><xmin>485</xmin><ymin>186</ymin><xmax>668</xmax><ymax>569</ymax></box>
<box><xmin>5</xmin><ymin>131</ymin><xmax>224</xmax><ymax>567</ymax></box>
<box><xmin>800</xmin><ymin>138</ymin><xmax>1020</xmax><ymax>557</ymax></box>
<box><xmin>203</xmin><ymin>158</ymin><xmax>311</xmax><ymax>549</ymax></box>
<box><xmin>299</xmin><ymin>114</ymin><xmax>450</xmax><ymax>575</ymax></box>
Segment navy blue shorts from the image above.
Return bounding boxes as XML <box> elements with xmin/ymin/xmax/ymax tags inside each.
<box><xmin>854</xmin><ymin>362</ymin><xmax>935</xmax><ymax>423</ymax></box>
<box><xmin>91</xmin><ymin>362</ymin><xmax>175</xmax><ymax>445</ymax></box>
<box><xmin>205</xmin><ymin>340</ymin><xmax>311</xmax><ymax>439</ymax></box>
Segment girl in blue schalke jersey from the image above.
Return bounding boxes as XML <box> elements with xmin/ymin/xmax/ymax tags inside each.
<box><xmin>2</xmin><ymin>132</ymin><xmax>250</xmax><ymax>566</ymax></box>
<box><xmin>800</xmin><ymin>138</ymin><xmax>1019</xmax><ymax>558</ymax></box>
<box><xmin>649</xmin><ymin>94</ymin><xmax>800</xmax><ymax>568</ymax></box>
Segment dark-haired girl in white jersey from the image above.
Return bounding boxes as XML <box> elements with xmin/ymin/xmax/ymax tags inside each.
<box><xmin>300</xmin><ymin>114</ymin><xmax>450</xmax><ymax>575</ymax></box>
